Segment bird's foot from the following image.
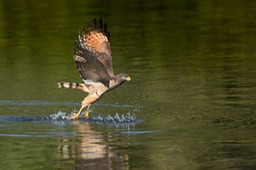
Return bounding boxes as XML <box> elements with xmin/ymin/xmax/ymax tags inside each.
<box><xmin>72</xmin><ymin>113</ymin><xmax>80</xmax><ymax>120</ymax></box>
<box><xmin>85</xmin><ymin>111</ymin><xmax>90</xmax><ymax>119</ymax></box>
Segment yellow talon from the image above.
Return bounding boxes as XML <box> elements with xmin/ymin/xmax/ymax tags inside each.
<box><xmin>72</xmin><ymin>113</ymin><xmax>80</xmax><ymax>120</ymax></box>
<box><xmin>72</xmin><ymin>106</ymin><xmax>85</xmax><ymax>120</ymax></box>
<box><xmin>85</xmin><ymin>111</ymin><xmax>89</xmax><ymax>118</ymax></box>
<box><xmin>71</xmin><ymin>104</ymin><xmax>91</xmax><ymax>120</ymax></box>
<box><xmin>85</xmin><ymin>104</ymin><xmax>91</xmax><ymax>119</ymax></box>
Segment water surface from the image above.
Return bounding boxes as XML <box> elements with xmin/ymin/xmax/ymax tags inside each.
<box><xmin>0</xmin><ymin>0</ymin><xmax>256</xmax><ymax>169</ymax></box>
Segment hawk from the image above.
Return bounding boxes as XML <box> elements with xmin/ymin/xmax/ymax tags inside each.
<box><xmin>58</xmin><ymin>18</ymin><xmax>131</xmax><ymax>119</ymax></box>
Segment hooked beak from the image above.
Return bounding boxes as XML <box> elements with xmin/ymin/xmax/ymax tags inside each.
<box><xmin>126</xmin><ymin>76</ymin><xmax>131</xmax><ymax>81</ymax></box>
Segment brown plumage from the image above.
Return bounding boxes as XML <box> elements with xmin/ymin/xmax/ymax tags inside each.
<box><xmin>58</xmin><ymin>18</ymin><xmax>131</xmax><ymax>119</ymax></box>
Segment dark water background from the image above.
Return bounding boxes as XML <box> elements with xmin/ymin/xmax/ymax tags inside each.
<box><xmin>0</xmin><ymin>0</ymin><xmax>256</xmax><ymax>169</ymax></box>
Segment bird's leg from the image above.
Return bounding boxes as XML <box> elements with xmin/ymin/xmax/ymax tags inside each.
<box><xmin>85</xmin><ymin>104</ymin><xmax>91</xmax><ymax>118</ymax></box>
<box><xmin>72</xmin><ymin>105</ymin><xmax>85</xmax><ymax>120</ymax></box>
<box><xmin>73</xmin><ymin>94</ymin><xmax>96</xmax><ymax>120</ymax></box>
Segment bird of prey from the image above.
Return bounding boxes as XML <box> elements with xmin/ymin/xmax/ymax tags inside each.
<box><xmin>58</xmin><ymin>18</ymin><xmax>131</xmax><ymax>119</ymax></box>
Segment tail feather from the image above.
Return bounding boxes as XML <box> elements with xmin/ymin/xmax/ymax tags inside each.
<box><xmin>58</xmin><ymin>82</ymin><xmax>83</xmax><ymax>90</ymax></box>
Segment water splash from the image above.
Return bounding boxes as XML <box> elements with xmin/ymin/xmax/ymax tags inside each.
<box><xmin>49</xmin><ymin>111</ymin><xmax>138</xmax><ymax>124</ymax></box>
<box><xmin>0</xmin><ymin>111</ymin><xmax>140</xmax><ymax>125</ymax></box>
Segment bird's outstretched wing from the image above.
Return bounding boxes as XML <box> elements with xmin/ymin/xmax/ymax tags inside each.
<box><xmin>74</xmin><ymin>18</ymin><xmax>114</xmax><ymax>86</ymax></box>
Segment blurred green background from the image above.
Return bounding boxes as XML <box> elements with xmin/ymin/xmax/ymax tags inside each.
<box><xmin>0</xmin><ymin>0</ymin><xmax>256</xmax><ymax>169</ymax></box>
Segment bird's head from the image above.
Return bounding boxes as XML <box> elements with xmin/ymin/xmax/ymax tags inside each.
<box><xmin>116</xmin><ymin>73</ymin><xmax>131</xmax><ymax>83</ymax></box>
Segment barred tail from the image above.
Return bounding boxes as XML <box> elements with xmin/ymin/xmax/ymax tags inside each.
<box><xmin>58</xmin><ymin>82</ymin><xmax>83</xmax><ymax>90</ymax></box>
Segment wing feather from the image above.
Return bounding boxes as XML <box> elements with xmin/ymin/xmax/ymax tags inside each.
<box><xmin>73</xmin><ymin>18</ymin><xmax>115</xmax><ymax>86</ymax></box>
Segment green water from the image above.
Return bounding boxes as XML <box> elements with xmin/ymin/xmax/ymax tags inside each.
<box><xmin>0</xmin><ymin>0</ymin><xmax>256</xmax><ymax>169</ymax></box>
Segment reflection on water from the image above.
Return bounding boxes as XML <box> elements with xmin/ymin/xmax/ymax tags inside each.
<box><xmin>0</xmin><ymin>115</ymin><xmax>133</xmax><ymax>169</ymax></box>
<box><xmin>58</xmin><ymin>122</ymin><xmax>129</xmax><ymax>170</ymax></box>
<box><xmin>0</xmin><ymin>0</ymin><xmax>256</xmax><ymax>169</ymax></box>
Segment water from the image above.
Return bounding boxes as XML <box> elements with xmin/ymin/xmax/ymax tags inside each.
<box><xmin>0</xmin><ymin>0</ymin><xmax>256</xmax><ymax>169</ymax></box>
